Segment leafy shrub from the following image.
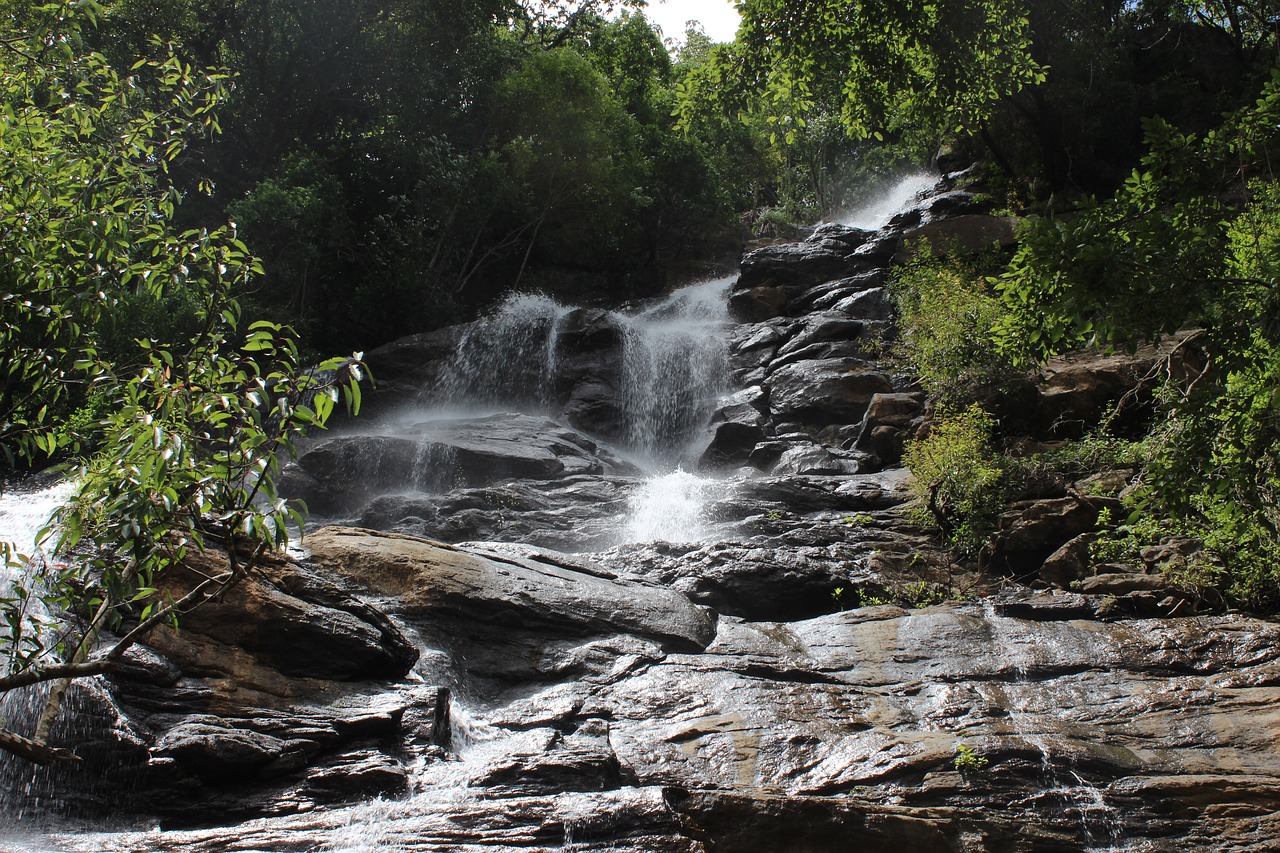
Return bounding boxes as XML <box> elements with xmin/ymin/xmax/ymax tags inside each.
<box><xmin>903</xmin><ymin>405</ymin><xmax>1008</xmax><ymax>556</ymax></box>
<box><xmin>1007</xmin><ymin>432</ymin><xmax>1146</xmax><ymax>499</ymax></box>
<box><xmin>889</xmin><ymin>250</ymin><xmax>1026</xmax><ymax>407</ymax></box>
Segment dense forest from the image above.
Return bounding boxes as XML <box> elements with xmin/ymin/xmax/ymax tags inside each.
<box><xmin>1</xmin><ymin>0</ymin><xmax>1278</xmax><ymax>763</ymax></box>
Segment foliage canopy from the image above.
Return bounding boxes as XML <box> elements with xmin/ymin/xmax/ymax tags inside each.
<box><xmin>0</xmin><ymin>1</ymin><xmax>362</xmax><ymax>763</ymax></box>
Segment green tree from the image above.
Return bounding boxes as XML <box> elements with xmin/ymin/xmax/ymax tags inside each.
<box><xmin>0</xmin><ymin>2</ymin><xmax>363</xmax><ymax>764</ymax></box>
<box><xmin>707</xmin><ymin>0</ymin><xmax>1044</xmax><ymax>146</ymax></box>
<box><xmin>995</xmin><ymin>70</ymin><xmax>1280</xmax><ymax>609</ymax></box>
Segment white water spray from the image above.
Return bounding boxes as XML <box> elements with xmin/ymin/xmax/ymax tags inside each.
<box><xmin>837</xmin><ymin>173</ymin><xmax>937</xmax><ymax>230</ymax></box>
<box><xmin>625</xmin><ymin>469</ymin><xmax>721</xmax><ymax>543</ymax></box>
<box><xmin>436</xmin><ymin>292</ymin><xmax>573</xmax><ymax>410</ymax></box>
<box><xmin>617</xmin><ymin>277</ymin><xmax>733</xmax><ymax>462</ymax></box>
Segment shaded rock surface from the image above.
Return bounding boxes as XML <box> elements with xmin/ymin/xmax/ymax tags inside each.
<box><xmin>27</xmin><ymin>532</ymin><xmax>1280</xmax><ymax>851</ymax></box>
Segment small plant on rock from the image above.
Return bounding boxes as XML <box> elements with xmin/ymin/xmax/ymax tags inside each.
<box><xmin>954</xmin><ymin>742</ymin><xmax>989</xmax><ymax>775</ymax></box>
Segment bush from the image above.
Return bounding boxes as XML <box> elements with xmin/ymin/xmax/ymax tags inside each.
<box><xmin>903</xmin><ymin>405</ymin><xmax>1008</xmax><ymax>556</ymax></box>
<box><xmin>889</xmin><ymin>250</ymin><xmax>1026</xmax><ymax>407</ymax></box>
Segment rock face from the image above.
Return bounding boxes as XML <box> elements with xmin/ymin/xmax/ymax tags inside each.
<box><xmin>304</xmin><ymin>527</ymin><xmax>718</xmax><ymax>652</ymax></box>
<box><xmin>281</xmin><ymin>412</ymin><xmax>640</xmax><ymax>519</ymax></box>
<box><xmin>10</xmin><ymin>176</ymin><xmax>1277</xmax><ymax>853</ymax></box>
<box><xmin>29</xmin><ymin>528</ymin><xmax>1280</xmax><ymax>851</ymax></box>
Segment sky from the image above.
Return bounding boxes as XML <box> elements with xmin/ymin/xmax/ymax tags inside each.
<box><xmin>640</xmin><ymin>0</ymin><xmax>741</xmax><ymax>44</ymax></box>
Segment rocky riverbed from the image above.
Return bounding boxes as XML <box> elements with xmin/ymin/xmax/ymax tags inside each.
<box><xmin>3</xmin><ymin>173</ymin><xmax>1277</xmax><ymax>852</ymax></box>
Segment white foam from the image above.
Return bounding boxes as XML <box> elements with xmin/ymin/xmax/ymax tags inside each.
<box><xmin>625</xmin><ymin>469</ymin><xmax>720</xmax><ymax>543</ymax></box>
<box><xmin>837</xmin><ymin>173</ymin><xmax>937</xmax><ymax>230</ymax></box>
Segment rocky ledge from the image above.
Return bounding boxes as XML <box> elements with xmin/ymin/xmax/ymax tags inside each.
<box><xmin>12</xmin><ymin>526</ymin><xmax>1278</xmax><ymax>852</ymax></box>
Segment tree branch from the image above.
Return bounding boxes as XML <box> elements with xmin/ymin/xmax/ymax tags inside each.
<box><xmin>0</xmin><ymin>726</ymin><xmax>82</xmax><ymax>765</ymax></box>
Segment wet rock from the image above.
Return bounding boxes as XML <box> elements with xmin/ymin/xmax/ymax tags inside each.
<box><xmin>769</xmin><ymin>443</ymin><xmax>870</xmax><ymax>476</ymax></box>
<box><xmin>991</xmin><ymin>591</ymin><xmax>1095</xmax><ymax>621</ymax></box>
<box><xmin>152</xmin><ymin>720</ymin><xmax>294</xmax><ymax>778</ymax></box>
<box><xmin>854</xmin><ymin>392</ymin><xmax>926</xmax><ymax>465</ymax></box>
<box><xmin>696</xmin><ymin>394</ymin><xmax>769</xmax><ymax>470</ymax></box>
<box><xmin>738</xmin><ymin>241</ymin><xmax>864</xmax><ymax>290</ymax></box>
<box><xmin>829</xmin><ymin>286</ymin><xmax>894</xmax><ymax>321</ymax></box>
<box><xmin>553</xmin><ymin>308</ymin><xmax>627</xmax><ymax>437</ymax></box>
<box><xmin>145</xmin><ymin>552</ymin><xmax>418</xmax><ymax>687</ymax></box>
<box><xmin>730</xmin><ymin>232</ymin><xmax>884</xmax><ymax>322</ymax></box>
<box><xmin>919</xmin><ymin>189</ymin><xmax>987</xmax><ymax>220</ymax></box>
<box><xmin>294</xmin><ymin>749</ymin><xmax>411</xmax><ymax>804</ymax></box>
<box><xmin>765</xmin><ymin>358</ymin><xmax>893</xmax><ymax>427</ymax></box>
<box><xmin>725</xmin><ymin>472</ymin><xmax>914</xmax><ymax>515</ymax></box>
<box><xmin>728</xmin><ymin>282</ymin><xmax>796</xmax><ymax>322</ymax></box>
<box><xmin>1079</xmin><ymin>571</ymin><xmax>1176</xmax><ymax>596</ymax></box>
<box><xmin>361</xmin><ymin>325</ymin><xmax>465</xmax><ymax>408</ymax></box>
<box><xmin>471</xmin><ymin>723</ymin><xmax>623</xmax><ymax>794</ymax></box>
<box><xmin>664</xmin><ymin>788</ymin><xmax>977</xmax><ymax>852</ymax></box>
<box><xmin>771</xmin><ymin>313</ymin><xmax>866</xmax><ymax>364</ymax></box>
<box><xmin>787</xmin><ymin>270</ymin><xmax>886</xmax><ymax>315</ymax></box>
<box><xmin>806</xmin><ymin>222</ymin><xmax>877</xmax><ymax>251</ymax></box>
<box><xmin>286</xmin><ymin>413</ymin><xmax>639</xmax><ymax>516</ymax></box>
<box><xmin>353</xmin><ymin>475</ymin><xmax>634</xmax><ymax>550</ymax></box>
<box><xmin>1140</xmin><ymin>536</ymin><xmax>1206</xmax><ymax>573</ymax></box>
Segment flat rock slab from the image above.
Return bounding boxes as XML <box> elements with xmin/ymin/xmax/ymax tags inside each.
<box><xmin>286</xmin><ymin>413</ymin><xmax>640</xmax><ymax>515</ymax></box>
<box><xmin>304</xmin><ymin>526</ymin><xmax>717</xmax><ymax>652</ymax></box>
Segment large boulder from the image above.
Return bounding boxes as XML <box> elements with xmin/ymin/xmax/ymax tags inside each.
<box><xmin>284</xmin><ymin>413</ymin><xmax>639</xmax><ymax>516</ymax></box>
<box><xmin>1031</xmin><ymin>338</ymin><xmax>1202</xmax><ymax>439</ymax></box>
<box><xmin>696</xmin><ymin>387</ymin><xmax>770</xmax><ymax>470</ymax></box>
<box><xmin>897</xmin><ymin>214</ymin><xmax>1021</xmax><ymax>259</ymax></box>
<box><xmin>551</xmin><ymin>307</ymin><xmax>627</xmax><ymax>438</ymax></box>
<box><xmin>765</xmin><ymin>358</ymin><xmax>894</xmax><ymax>428</ymax></box>
<box><xmin>304</xmin><ymin>526</ymin><xmax>718</xmax><ymax>652</ymax></box>
<box><xmin>730</xmin><ymin>229</ymin><xmax>881</xmax><ymax>322</ymax></box>
<box><xmin>980</xmin><ymin>496</ymin><xmax>1123</xmax><ymax>577</ymax></box>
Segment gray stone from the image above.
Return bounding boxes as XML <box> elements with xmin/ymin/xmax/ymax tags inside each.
<box><xmin>897</xmin><ymin>214</ymin><xmax>1021</xmax><ymax>259</ymax></box>
<box><xmin>766</xmin><ymin>358</ymin><xmax>893</xmax><ymax>426</ymax></box>
<box><xmin>304</xmin><ymin>526</ymin><xmax>718</xmax><ymax>652</ymax></box>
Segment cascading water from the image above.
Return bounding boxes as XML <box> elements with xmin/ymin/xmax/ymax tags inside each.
<box><xmin>837</xmin><ymin>173</ymin><xmax>937</xmax><ymax>230</ymax></box>
<box><xmin>6</xmin><ymin>179</ymin><xmax>1020</xmax><ymax>853</ymax></box>
<box><xmin>432</xmin><ymin>277</ymin><xmax>737</xmax><ymax>545</ymax></box>
<box><xmin>0</xmin><ymin>481</ymin><xmax>76</xmax><ymax>822</ymax></box>
<box><xmin>435</xmin><ymin>292</ymin><xmax>573</xmax><ymax>410</ymax></box>
<box><xmin>0</xmin><ymin>481</ymin><xmax>77</xmax><ymax>685</ymax></box>
<box><xmin>616</xmin><ymin>278</ymin><xmax>733</xmax><ymax>462</ymax></box>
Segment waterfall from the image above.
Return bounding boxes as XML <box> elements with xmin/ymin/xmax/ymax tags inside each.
<box><xmin>438</xmin><ymin>277</ymin><xmax>733</xmax><ymax>465</ymax></box>
<box><xmin>0</xmin><ymin>481</ymin><xmax>74</xmax><ymax>680</ymax></box>
<box><xmin>836</xmin><ymin>173</ymin><xmax>937</xmax><ymax>230</ymax></box>
<box><xmin>426</xmin><ymin>276</ymin><xmax>735</xmax><ymax>544</ymax></box>
<box><xmin>0</xmin><ymin>481</ymin><xmax>72</xmax><ymax>821</ymax></box>
<box><xmin>435</xmin><ymin>292</ymin><xmax>572</xmax><ymax>410</ymax></box>
<box><xmin>617</xmin><ymin>277</ymin><xmax>733</xmax><ymax>462</ymax></box>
